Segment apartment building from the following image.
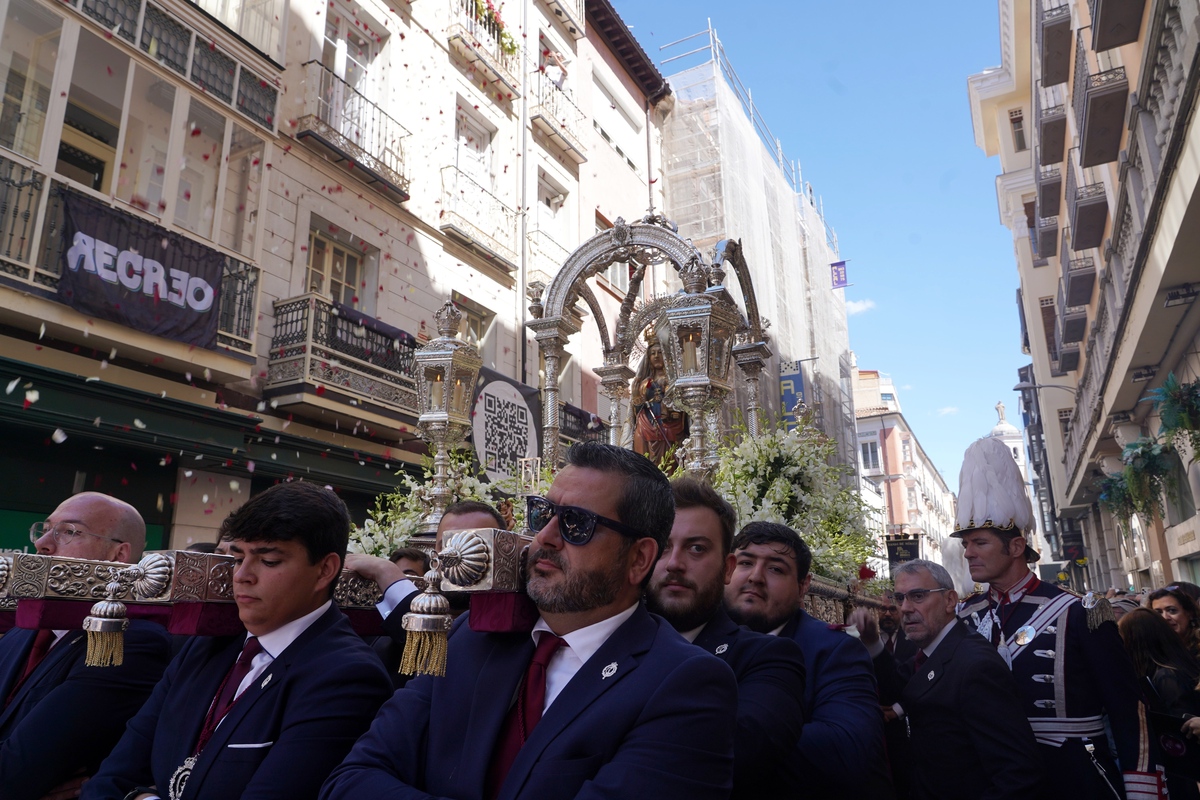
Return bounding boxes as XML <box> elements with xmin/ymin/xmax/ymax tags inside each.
<box><xmin>970</xmin><ymin>0</ymin><xmax>1199</xmax><ymax>588</ymax></box>
<box><xmin>0</xmin><ymin>0</ymin><xmax>668</xmax><ymax>548</ymax></box>
<box><xmin>853</xmin><ymin>368</ymin><xmax>963</xmax><ymax>589</ymax></box>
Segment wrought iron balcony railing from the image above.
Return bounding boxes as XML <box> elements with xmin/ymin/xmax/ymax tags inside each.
<box><xmin>559</xmin><ymin>401</ymin><xmax>607</xmax><ymax>448</ymax></box>
<box><xmin>447</xmin><ymin>0</ymin><xmax>522</xmax><ymax>97</ymax></box>
<box><xmin>440</xmin><ymin>165</ymin><xmax>518</xmax><ymax>269</ymax></box>
<box><xmin>530</xmin><ymin>73</ymin><xmax>587</xmax><ymax>162</ymax></box>
<box><xmin>1073</xmin><ymin>31</ymin><xmax>1128</xmax><ymax>167</ymax></box>
<box><xmin>296</xmin><ymin>61</ymin><xmax>411</xmax><ymax>201</ymax></box>
<box><xmin>265</xmin><ymin>293</ymin><xmax>419</xmax><ymax>414</ymax></box>
<box><xmin>0</xmin><ymin>155</ymin><xmax>257</xmax><ymax>353</ymax></box>
<box><xmin>539</xmin><ymin>0</ymin><xmax>585</xmax><ymax>38</ymax></box>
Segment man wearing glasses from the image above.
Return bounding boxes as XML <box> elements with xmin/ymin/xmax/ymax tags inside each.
<box><xmin>323</xmin><ymin>442</ymin><xmax>739</xmax><ymax>799</ymax></box>
<box><xmin>857</xmin><ymin>559</ymin><xmax>1041</xmax><ymax>799</ymax></box>
<box><xmin>0</xmin><ymin>492</ymin><xmax>172</xmax><ymax>800</ymax></box>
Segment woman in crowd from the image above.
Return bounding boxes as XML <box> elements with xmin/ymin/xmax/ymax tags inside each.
<box><xmin>1150</xmin><ymin>586</ymin><xmax>1200</xmax><ymax>661</ymax></box>
<box><xmin>1120</xmin><ymin>607</ymin><xmax>1200</xmax><ymax>799</ymax></box>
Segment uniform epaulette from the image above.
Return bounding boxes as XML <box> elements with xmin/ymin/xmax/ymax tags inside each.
<box><xmin>1060</xmin><ymin>586</ymin><xmax>1083</xmax><ymax>599</ymax></box>
<box><xmin>957</xmin><ymin>594</ymin><xmax>988</xmax><ymax>617</ymax></box>
<box><xmin>1085</xmin><ymin>596</ymin><xmax>1116</xmax><ymax>631</ymax></box>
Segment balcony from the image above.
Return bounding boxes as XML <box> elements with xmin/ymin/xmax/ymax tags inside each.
<box><xmin>440</xmin><ymin>166</ymin><xmax>519</xmax><ymax>270</ymax></box>
<box><xmin>528</xmin><ymin>226</ymin><xmax>571</xmax><ymax>287</ymax></box>
<box><xmin>1037</xmin><ymin>83</ymin><xmax>1068</xmax><ymax>165</ymax></box>
<box><xmin>538</xmin><ymin>0</ymin><xmax>585</xmax><ymax>38</ymax></box>
<box><xmin>1039</xmin><ymin>2</ymin><xmax>1073</xmax><ymax>86</ymax></box>
<box><xmin>1074</xmin><ymin>35</ymin><xmax>1129</xmax><ymax>167</ymax></box>
<box><xmin>1090</xmin><ymin>0</ymin><xmax>1147</xmax><ymax>51</ymax></box>
<box><xmin>1058</xmin><ymin>341</ymin><xmax>1082</xmax><ymax>372</ymax></box>
<box><xmin>1062</xmin><ymin>236</ymin><xmax>1097</xmax><ymax>305</ymax></box>
<box><xmin>0</xmin><ymin>159</ymin><xmax>257</xmax><ymax>373</ymax></box>
<box><xmin>559</xmin><ymin>401</ymin><xmax>607</xmax><ymax>450</ymax></box>
<box><xmin>1036</xmin><ymin>213</ymin><xmax>1059</xmax><ymax>258</ymax></box>
<box><xmin>264</xmin><ymin>294</ymin><xmax>419</xmax><ymax>425</ymax></box>
<box><xmin>1037</xmin><ymin>159</ymin><xmax>1063</xmax><ymax>216</ymax></box>
<box><xmin>1066</xmin><ymin>152</ymin><xmax>1109</xmax><ymax>249</ymax></box>
<box><xmin>446</xmin><ymin>0</ymin><xmax>522</xmax><ymax>99</ymax></box>
<box><xmin>530</xmin><ymin>74</ymin><xmax>588</xmax><ymax>163</ymax></box>
<box><xmin>295</xmin><ymin>62</ymin><xmax>411</xmax><ymax>203</ymax></box>
<box><xmin>1058</xmin><ymin>282</ymin><xmax>1088</xmax><ymax>344</ymax></box>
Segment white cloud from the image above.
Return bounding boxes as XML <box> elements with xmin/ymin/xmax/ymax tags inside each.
<box><xmin>937</xmin><ymin>406</ymin><xmax>959</xmax><ymax>416</ymax></box>
<box><xmin>901</xmin><ymin>384</ymin><xmax>913</xmax><ymax>391</ymax></box>
<box><xmin>845</xmin><ymin>299</ymin><xmax>876</xmax><ymax>316</ymax></box>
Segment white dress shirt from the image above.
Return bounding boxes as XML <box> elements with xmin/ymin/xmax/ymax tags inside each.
<box><xmin>231</xmin><ymin>599</ymin><xmax>332</xmax><ymax>703</ymax></box>
<box><xmin>531</xmin><ymin>603</ymin><xmax>638</xmax><ymax>711</ymax></box>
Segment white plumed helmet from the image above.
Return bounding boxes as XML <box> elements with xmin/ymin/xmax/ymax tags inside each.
<box><xmin>952</xmin><ymin>436</ymin><xmax>1039</xmax><ymax>562</ymax></box>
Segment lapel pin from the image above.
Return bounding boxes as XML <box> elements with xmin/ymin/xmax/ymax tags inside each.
<box><xmin>261</xmin><ymin>673</ymin><xmax>272</xmax><ymax>689</ymax></box>
<box><xmin>927</xmin><ymin>670</ymin><xmax>935</xmax><ymax>680</ymax></box>
<box><xmin>601</xmin><ymin>662</ymin><xmax>617</xmax><ymax>679</ymax></box>
<box><xmin>715</xmin><ymin>644</ymin><xmax>729</xmax><ymax>655</ymax></box>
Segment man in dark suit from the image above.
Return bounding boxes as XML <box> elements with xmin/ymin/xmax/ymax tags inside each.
<box><xmin>866</xmin><ymin>559</ymin><xmax>1042</xmax><ymax>799</ymax></box>
<box><xmin>322</xmin><ymin>442</ymin><xmax>739</xmax><ymax>800</ymax></box>
<box><xmin>645</xmin><ymin>477</ymin><xmax>806</xmax><ymax>799</ymax></box>
<box><xmin>0</xmin><ymin>492</ymin><xmax>171</xmax><ymax>800</ymax></box>
<box><xmin>84</xmin><ymin>481</ymin><xmax>392</xmax><ymax>800</ymax></box>
<box><xmin>725</xmin><ymin>521</ymin><xmax>894</xmax><ymax>799</ymax></box>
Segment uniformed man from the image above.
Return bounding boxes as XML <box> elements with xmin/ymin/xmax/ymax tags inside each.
<box><xmin>952</xmin><ymin>436</ymin><xmax>1164</xmax><ymax>800</ymax></box>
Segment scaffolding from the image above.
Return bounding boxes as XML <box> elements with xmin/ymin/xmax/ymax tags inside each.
<box><xmin>659</xmin><ymin>24</ymin><xmax>858</xmax><ymax>475</ymax></box>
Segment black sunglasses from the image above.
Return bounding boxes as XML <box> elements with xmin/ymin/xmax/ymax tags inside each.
<box><xmin>526</xmin><ymin>496</ymin><xmax>649</xmax><ymax>546</ymax></box>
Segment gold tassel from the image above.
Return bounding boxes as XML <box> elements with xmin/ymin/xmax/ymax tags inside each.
<box><xmin>1085</xmin><ymin>595</ymin><xmax>1116</xmax><ymax>632</ymax></box>
<box><xmin>400</xmin><ymin>562</ymin><xmax>453</xmax><ymax>677</ymax></box>
<box><xmin>82</xmin><ymin>581</ymin><xmax>129</xmax><ymax>667</ymax></box>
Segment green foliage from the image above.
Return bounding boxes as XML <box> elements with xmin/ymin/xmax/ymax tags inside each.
<box><xmin>471</xmin><ymin>0</ymin><xmax>518</xmax><ymax>55</ymax></box>
<box><xmin>1121</xmin><ymin>437</ymin><xmax>1178</xmax><ymax>520</ymax></box>
<box><xmin>710</xmin><ymin>413</ymin><xmax>881</xmax><ymax>581</ymax></box>
<box><xmin>1095</xmin><ymin>472</ymin><xmax>1136</xmax><ymax>528</ymax></box>
<box><xmin>1148</xmin><ymin>372</ymin><xmax>1200</xmax><ymax>458</ymax></box>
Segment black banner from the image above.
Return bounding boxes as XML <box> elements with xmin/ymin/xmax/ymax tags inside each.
<box><xmin>886</xmin><ymin>538</ymin><xmax>920</xmax><ymax>568</ymax></box>
<box><xmin>58</xmin><ymin>191</ymin><xmax>226</xmax><ymax>349</ymax></box>
<box><xmin>468</xmin><ymin>367</ymin><xmax>544</xmax><ymax>484</ymax></box>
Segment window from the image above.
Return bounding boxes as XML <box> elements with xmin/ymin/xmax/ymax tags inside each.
<box><xmin>902</xmin><ymin>438</ymin><xmax>913</xmax><ymax>464</ymax></box>
<box><xmin>1009</xmin><ymin>110</ymin><xmax>1027</xmax><ymax>152</ymax></box>
<box><xmin>861</xmin><ymin>441</ymin><xmax>880</xmax><ymax>471</ymax></box>
<box><xmin>455</xmin><ymin>108</ymin><xmax>492</xmax><ymax>186</ymax></box>
<box><xmin>193</xmin><ymin>0</ymin><xmax>285</xmax><ymax>62</ymax></box>
<box><xmin>0</xmin><ymin>0</ymin><xmax>61</xmax><ymax>160</ymax></box>
<box><xmin>1058</xmin><ymin>408</ymin><xmax>1072</xmax><ymax>438</ymax></box>
<box><xmin>219</xmin><ymin>124</ymin><xmax>265</xmax><ymax>256</ymax></box>
<box><xmin>175</xmin><ymin>98</ymin><xmax>224</xmax><ymax>237</ymax></box>
<box><xmin>307</xmin><ymin>228</ymin><xmax>362</xmax><ymax>307</ymax></box>
<box><xmin>451</xmin><ymin>291</ymin><xmax>494</xmax><ymax>347</ymax></box>
<box><xmin>117</xmin><ymin>67</ymin><xmax>174</xmax><ymax>215</ymax></box>
<box><xmin>881</xmin><ymin>392</ymin><xmax>895</xmax><ymax>402</ymax></box>
<box><xmin>58</xmin><ymin>30</ymin><xmax>129</xmax><ymax>193</ymax></box>
<box><xmin>536</xmin><ymin>170</ymin><xmax>568</xmax><ymax>243</ymax></box>
<box><xmin>592</xmin><ymin>76</ymin><xmax>642</xmax><ymax>174</ymax></box>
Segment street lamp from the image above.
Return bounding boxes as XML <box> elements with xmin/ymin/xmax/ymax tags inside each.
<box><xmin>655</xmin><ymin>259</ymin><xmax>740</xmax><ymax>474</ymax></box>
<box><xmin>412</xmin><ymin>300</ymin><xmax>482</xmax><ymax>545</ymax></box>
<box><xmin>1013</xmin><ymin>381</ymin><xmax>1078</xmax><ymax>396</ymax></box>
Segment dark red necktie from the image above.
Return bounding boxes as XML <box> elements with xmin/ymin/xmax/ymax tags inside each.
<box><xmin>913</xmin><ymin>650</ymin><xmax>928</xmax><ymax>672</ymax></box>
<box><xmin>486</xmin><ymin>633</ymin><xmax>567</xmax><ymax>798</ymax></box>
<box><xmin>195</xmin><ymin>637</ymin><xmax>263</xmax><ymax>755</ymax></box>
<box><xmin>885</xmin><ymin>635</ymin><xmax>896</xmax><ymax>655</ymax></box>
<box><xmin>5</xmin><ymin>630</ymin><xmax>55</xmax><ymax>707</ymax></box>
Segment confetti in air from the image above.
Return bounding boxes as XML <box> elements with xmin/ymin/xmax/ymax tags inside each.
<box><xmin>51</xmin><ymin>429</ymin><xmax>67</xmax><ymax>444</ymax></box>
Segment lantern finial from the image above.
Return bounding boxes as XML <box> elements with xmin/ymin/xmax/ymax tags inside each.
<box><xmin>434</xmin><ymin>301</ymin><xmax>462</xmax><ymax>339</ymax></box>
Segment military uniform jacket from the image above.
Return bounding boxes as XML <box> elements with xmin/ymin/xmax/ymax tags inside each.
<box><xmin>958</xmin><ymin>573</ymin><xmax>1159</xmax><ymax>797</ymax></box>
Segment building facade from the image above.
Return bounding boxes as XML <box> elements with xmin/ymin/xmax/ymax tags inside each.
<box><xmin>853</xmin><ymin>367</ymin><xmax>963</xmax><ymax>590</ymax></box>
<box><xmin>970</xmin><ymin>0</ymin><xmax>1200</xmax><ymax>588</ymax></box>
<box><xmin>0</xmin><ymin>0</ymin><xmax>669</xmax><ymax>548</ymax></box>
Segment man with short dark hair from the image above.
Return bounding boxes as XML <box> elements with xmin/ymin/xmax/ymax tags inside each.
<box><xmin>388</xmin><ymin>547</ymin><xmax>430</xmax><ymax>577</ymax></box>
<box><xmin>84</xmin><ymin>481</ymin><xmax>392</xmax><ymax>800</ymax></box>
<box><xmin>726</xmin><ymin>521</ymin><xmax>894</xmax><ymax>799</ymax></box>
<box><xmin>646</xmin><ymin>477</ymin><xmax>805</xmax><ymax>799</ymax></box>
<box><xmin>323</xmin><ymin>442</ymin><xmax>739</xmax><ymax>799</ymax></box>
<box><xmin>0</xmin><ymin>493</ymin><xmax>171</xmax><ymax>800</ymax></box>
<box><xmin>862</xmin><ymin>560</ymin><xmax>1042</xmax><ymax>799</ymax></box>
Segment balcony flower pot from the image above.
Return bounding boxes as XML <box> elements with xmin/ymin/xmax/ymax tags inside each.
<box><xmin>1148</xmin><ymin>372</ymin><xmax>1200</xmax><ymax>460</ymax></box>
<box><xmin>1096</xmin><ymin>471</ymin><xmax>1136</xmax><ymax>529</ymax></box>
<box><xmin>1121</xmin><ymin>437</ymin><xmax>1178</xmax><ymax>521</ymax></box>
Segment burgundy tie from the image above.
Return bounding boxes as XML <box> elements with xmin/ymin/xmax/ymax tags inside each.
<box><xmin>885</xmin><ymin>635</ymin><xmax>896</xmax><ymax>655</ymax></box>
<box><xmin>486</xmin><ymin>633</ymin><xmax>567</xmax><ymax>798</ymax></box>
<box><xmin>195</xmin><ymin>637</ymin><xmax>263</xmax><ymax>755</ymax></box>
<box><xmin>5</xmin><ymin>630</ymin><xmax>55</xmax><ymax>707</ymax></box>
<box><xmin>913</xmin><ymin>650</ymin><xmax>928</xmax><ymax>672</ymax></box>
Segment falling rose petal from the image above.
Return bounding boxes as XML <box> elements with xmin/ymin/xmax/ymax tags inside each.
<box><xmin>184</xmin><ymin>470</ymin><xmax>193</xmax><ymax>478</ymax></box>
<box><xmin>246</xmin><ymin>460</ymin><xmax>255</xmax><ymax>473</ymax></box>
<box><xmin>133</xmin><ymin>418</ymin><xmax>147</xmax><ymax>429</ymax></box>
<box><xmin>93</xmin><ymin>417</ymin><xmax>101</xmax><ymax>426</ymax></box>
<box><xmin>202</xmin><ymin>494</ymin><xmax>209</xmax><ymax>503</ymax></box>
<box><xmin>185</xmin><ymin>372</ymin><xmax>192</xmax><ymax>382</ymax></box>
<box><xmin>315</xmin><ymin>385</ymin><xmax>326</xmax><ymax>396</ymax></box>
<box><xmin>203</xmin><ymin>368</ymin><xmax>212</xmax><ymax>381</ymax></box>
<box><xmin>5</xmin><ymin>378</ymin><xmax>19</xmax><ymax>395</ymax></box>
<box><xmin>51</xmin><ymin>429</ymin><xmax>67</xmax><ymax>443</ymax></box>
<box><xmin>156</xmin><ymin>493</ymin><xmax>164</xmax><ymax>512</ymax></box>
<box><xmin>38</xmin><ymin>324</ymin><xmax>45</xmax><ymax>340</ymax></box>
<box><xmin>109</xmin><ymin>348</ymin><xmax>117</xmax><ymax>359</ymax></box>
<box><xmin>24</xmin><ymin>389</ymin><xmax>39</xmax><ymax>405</ymax></box>
<box><xmin>85</xmin><ymin>376</ymin><xmax>100</xmax><ymax>383</ymax></box>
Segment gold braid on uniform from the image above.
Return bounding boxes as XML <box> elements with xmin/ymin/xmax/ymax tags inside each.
<box><xmin>1086</xmin><ymin>596</ymin><xmax>1116</xmax><ymax>631</ymax></box>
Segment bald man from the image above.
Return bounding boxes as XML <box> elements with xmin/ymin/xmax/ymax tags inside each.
<box><xmin>0</xmin><ymin>493</ymin><xmax>171</xmax><ymax>800</ymax></box>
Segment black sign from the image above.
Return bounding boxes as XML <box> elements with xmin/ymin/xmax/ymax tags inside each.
<box><xmin>58</xmin><ymin>190</ymin><xmax>226</xmax><ymax>349</ymax></box>
<box><xmin>887</xmin><ymin>538</ymin><xmax>920</xmax><ymax>567</ymax></box>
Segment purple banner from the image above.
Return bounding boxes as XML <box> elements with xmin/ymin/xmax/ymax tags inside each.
<box><xmin>831</xmin><ymin>261</ymin><xmax>848</xmax><ymax>289</ymax></box>
<box><xmin>58</xmin><ymin>190</ymin><xmax>225</xmax><ymax>349</ymax></box>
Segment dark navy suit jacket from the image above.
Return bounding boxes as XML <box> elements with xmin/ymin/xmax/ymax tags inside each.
<box><xmin>898</xmin><ymin>621</ymin><xmax>1043</xmax><ymax>800</ymax></box>
<box><xmin>83</xmin><ymin>604</ymin><xmax>392</xmax><ymax>800</ymax></box>
<box><xmin>781</xmin><ymin>609</ymin><xmax>895</xmax><ymax>799</ymax></box>
<box><xmin>693</xmin><ymin>607</ymin><xmax>806</xmax><ymax>800</ymax></box>
<box><xmin>321</xmin><ymin>604</ymin><xmax>739</xmax><ymax>800</ymax></box>
<box><xmin>0</xmin><ymin>620</ymin><xmax>171</xmax><ymax>800</ymax></box>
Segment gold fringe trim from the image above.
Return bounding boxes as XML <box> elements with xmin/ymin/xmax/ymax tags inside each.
<box><xmin>1086</xmin><ymin>597</ymin><xmax>1116</xmax><ymax>632</ymax></box>
<box><xmin>85</xmin><ymin>630</ymin><xmax>125</xmax><ymax>667</ymax></box>
<box><xmin>400</xmin><ymin>630</ymin><xmax>448</xmax><ymax>677</ymax></box>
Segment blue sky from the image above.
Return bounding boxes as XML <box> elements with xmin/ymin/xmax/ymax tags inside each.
<box><xmin>611</xmin><ymin>0</ymin><xmax>1027</xmax><ymax>491</ymax></box>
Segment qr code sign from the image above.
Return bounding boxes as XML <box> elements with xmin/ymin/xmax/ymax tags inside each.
<box><xmin>484</xmin><ymin>392</ymin><xmax>531</xmax><ymax>478</ymax></box>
